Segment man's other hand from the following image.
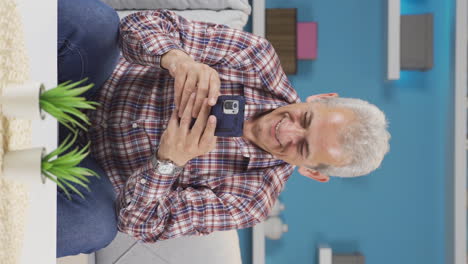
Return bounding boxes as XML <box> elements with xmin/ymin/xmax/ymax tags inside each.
<box><xmin>157</xmin><ymin>93</ymin><xmax>217</xmax><ymax>166</ymax></box>
<box><xmin>161</xmin><ymin>49</ymin><xmax>220</xmax><ymax>118</ymax></box>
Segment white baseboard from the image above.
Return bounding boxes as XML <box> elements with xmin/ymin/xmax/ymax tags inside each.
<box><xmin>56</xmin><ymin>253</ymin><xmax>94</xmax><ymax>264</ymax></box>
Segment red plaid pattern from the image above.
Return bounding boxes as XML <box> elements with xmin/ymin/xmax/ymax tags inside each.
<box><xmin>83</xmin><ymin>10</ymin><xmax>300</xmax><ymax>243</ymax></box>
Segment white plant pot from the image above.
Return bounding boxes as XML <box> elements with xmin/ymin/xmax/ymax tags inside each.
<box><xmin>264</xmin><ymin>216</ymin><xmax>288</xmax><ymax>240</ymax></box>
<box><xmin>1</xmin><ymin>147</ymin><xmax>47</xmax><ymax>186</ymax></box>
<box><xmin>268</xmin><ymin>199</ymin><xmax>285</xmax><ymax>217</ymax></box>
<box><xmin>0</xmin><ymin>80</ymin><xmax>46</xmax><ymax>120</ymax></box>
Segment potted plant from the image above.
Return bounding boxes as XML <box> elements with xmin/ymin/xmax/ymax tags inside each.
<box><xmin>42</xmin><ymin>131</ymin><xmax>99</xmax><ymax>200</ymax></box>
<box><xmin>0</xmin><ymin>80</ymin><xmax>46</xmax><ymax>120</ymax></box>
<box><xmin>2</xmin><ymin>131</ymin><xmax>99</xmax><ymax>200</ymax></box>
<box><xmin>1</xmin><ymin>78</ymin><xmax>100</xmax><ymax>133</ymax></box>
<box><xmin>39</xmin><ymin>78</ymin><xmax>100</xmax><ymax>133</ymax></box>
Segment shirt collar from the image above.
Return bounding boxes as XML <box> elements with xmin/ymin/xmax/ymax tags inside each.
<box><xmin>234</xmin><ymin>136</ymin><xmax>273</xmax><ymax>159</ymax></box>
<box><xmin>234</xmin><ymin>136</ymin><xmax>289</xmax><ymax>170</ymax></box>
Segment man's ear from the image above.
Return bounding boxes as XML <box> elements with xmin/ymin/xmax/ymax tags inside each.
<box><xmin>298</xmin><ymin>166</ymin><xmax>330</xmax><ymax>183</ymax></box>
<box><xmin>306</xmin><ymin>93</ymin><xmax>339</xmax><ymax>103</ymax></box>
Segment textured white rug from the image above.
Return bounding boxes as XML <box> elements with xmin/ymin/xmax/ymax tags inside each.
<box><xmin>0</xmin><ymin>0</ymin><xmax>35</xmax><ymax>263</ymax></box>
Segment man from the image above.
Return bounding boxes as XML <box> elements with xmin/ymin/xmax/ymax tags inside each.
<box><xmin>57</xmin><ymin>0</ymin><xmax>390</xmax><ymax>257</ymax></box>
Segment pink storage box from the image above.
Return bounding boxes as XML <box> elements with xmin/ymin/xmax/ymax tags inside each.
<box><xmin>297</xmin><ymin>22</ymin><xmax>318</xmax><ymax>60</ymax></box>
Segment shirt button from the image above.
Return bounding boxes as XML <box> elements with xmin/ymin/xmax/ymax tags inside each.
<box><xmin>162</xmin><ymin>125</ymin><xmax>166</xmax><ymax>129</ymax></box>
<box><xmin>132</xmin><ymin>123</ymin><xmax>138</xmax><ymax>128</ymax></box>
<box><xmin>140</xmin><ymin>178</ymin><xmax>147</xmax><ymax>184</ymax></box>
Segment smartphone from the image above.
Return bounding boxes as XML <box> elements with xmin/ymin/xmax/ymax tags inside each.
<box><xmin>190</xmin><ymin>95</ymin><xmax>245</xmax><ymax>137</ymax></box>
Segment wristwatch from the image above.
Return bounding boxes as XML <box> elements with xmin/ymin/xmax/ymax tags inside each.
<box><xmin>151</xmin><ymin>155</ymin><xmax>183</xmax><ymax>176</ymax></box>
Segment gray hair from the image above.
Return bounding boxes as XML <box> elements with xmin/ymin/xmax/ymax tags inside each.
<box><xmin>308</xmin><ymin>97</ymin><xmax>390</xmax><ymax>177</ymax></box>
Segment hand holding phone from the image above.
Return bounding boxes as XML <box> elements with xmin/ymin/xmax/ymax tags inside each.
<box><xmin>190</xmin><ymin>95</ymin><xmax>245</xmax><ymax>137</ymax></box>
<box><xmin>158</xmin><ymin>94</ymin><xmax>217</xmax><ymax>166</ymax></box>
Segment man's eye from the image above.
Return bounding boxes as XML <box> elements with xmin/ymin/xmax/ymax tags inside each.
<box><xmin>302</xmin><ymin>113</ymin><xmax>307</xmax><ymax>128</ymax></box>
<box><xmin>300</xmin><ymin>141</ymin><xmax>305</xmax><ymax>157</ymax></box>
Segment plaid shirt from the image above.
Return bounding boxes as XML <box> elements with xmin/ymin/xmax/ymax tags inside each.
<box><xmin>84</xmin><ymin>10</ymin><xmax>300</xmax><ymax>243</ymax></box>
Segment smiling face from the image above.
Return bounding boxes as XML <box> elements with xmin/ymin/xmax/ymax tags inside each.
<box><xmin>243</xmin><ymin>100</ymin><xmax>356</xmax><ymax>171</ymax></box>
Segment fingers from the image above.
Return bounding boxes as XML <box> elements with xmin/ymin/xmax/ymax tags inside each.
<box><xmin>207</xmin><ymin>72</ymin><xmax>220</xmax><ymax>106</ymax></box>
<box><xmin>199</xmin><ymin>115</ymin><xmax>217</xmax><ymax>150</ymax></box>
<box><xmin>174</xmin><ymin>62</ymin><xmax>220</xmax><ymax>118</ymax></box>
<box><xmin>178</xmin><ymin>88</ymin><xmax>193</xmax><ymax>117</ymax></box>
<box><xmin>174</xmin><ymin>68</ymin><xmax>188</xmax><ymax>110</ymax></box>
<box><xmin>178</xmin><ymin>73</ymin><xmax>197</xmax><ymax>117</ymax></box>
<box><xmin>179</xmin><ymin>93</ymin><xmax>196</xmax><ymax>134</ymax></box>
<box><xmin>192</xmin><ymin>71</ymin><xmax>210</xmax><ymax>118</ymax></box>
<box><xmin>190</xmin><ymin>99</ymin><xmax>211</xmax><ymax>138</ymax></box>
<box><xmin>167</xmin><ymin>108</ymin><xmax>179</xmax><ymax>129</ymax></box>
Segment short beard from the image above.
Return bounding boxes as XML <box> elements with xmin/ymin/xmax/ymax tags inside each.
<box><xmin>249</xmin><ymin>108</ymin><xmax>275</xmax><ymax>121</ymax></box>
<box><xmin>243</xmin><ymin>108</ymin><xmax>277</xmax><ymax>152</ymax></box>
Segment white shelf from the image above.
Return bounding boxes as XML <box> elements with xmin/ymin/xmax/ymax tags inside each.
<box><xmin>252</xmin><ymin>0</ymin><xmax>265</xmax><ymax>38</ymax></box>
<box><xmin>16</xmin><ymin>0</ymin><xmax>57</xmax><ymax>263</ymax></box>
<box><xmin>453</xmin><ymin>0</ymin><xmax>467</xmax><ymax>263</ymax></box>
<box><xmin>252</xmin><ymin>1</ymin><xmax>266</xmax><ymax>263</ymax></box>
<box><xmin>252</xmin><ymin>222</ymin><xmax>265</xmax><ymax>264</ymax></box>
<box><xmin>318</xmin><ymin>247</ymin><xmax>332</xmax><ymax>264</ymax></box>
<box><xmin>387</xmin><ymin>0</ymin><xmax>400</xmax><ymax>80</ymax></box>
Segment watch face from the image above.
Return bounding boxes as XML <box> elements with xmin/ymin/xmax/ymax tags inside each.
<box><xmin>159</xmin><ymin>163</ymin><xmax>174</xmax><ymax>174</ymax></box>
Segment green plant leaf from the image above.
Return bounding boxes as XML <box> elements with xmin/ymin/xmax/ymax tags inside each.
<box><xmin>50</xmin><ymin>141</ymin><xmax>93</xmax><ymax>168</ymax></box>
<box><xmin>63</xmin><ymin>118</ymin><xmax>88</xmax><ymax>131</ymax></box>
<box><xmin>41</xmin><ymin>169</ymin><xmax>57</xmax><ymax>181</ymax></box>
<box><xmin>62</xmin><ymin>174</ymin><xmax>91</xmax><ymax>192</ymax></box>
<box><xmin>51</xmin><ymin>152</ymin><xmax>86</xmax><ymax>167</ymax></box>
<box><xmin>51</xmin><ymin>150</ymin><xmax>89</xmax><ymax>168</ymax></box>
<box><xmin>83</xmin><ymin>168</ymin><xmax>100</xmax><ymax>179</ymax></box>
<box><xmin>76</xmin><ymin>141</ymin><xmax>91</xmax><ymax>156</ymax></box>
<box><xmin>57</xmin><ymin>144</ymin><xmax>80</xmax><ymax>155</ymax></box>
<box><xmin>61</xmin><ymin>179</ymin><xmax>85</xmax><ymax>200</ymax></box>
<box><xmin>41</xmin><ymin>97</ymin><xmax>85</xmax><ymax>107</ymax></box>
<box><xmin>43</xmin><ymin>171</ymin><xmax>74</xmax><ymax>201</ymax></box>
<box><xmin>44</xmin><ymin>96</ymin><xmax>86</xmax><ymax>104</ymax></box>
<box><xmin>41</xmin><ymin>78</ymin><xmax>93</xmax><ymax>99</ymax></box>
<box><xmin>62</xmin><ymin>121</ymin><xmax>80</xmax><ymax>134</ymax></box>
<box><xmin>68</xmin><ymin>167</ymin><xmax>95</xmax><ymax>177</ymax></box>
<box><xmin>42</xmin><ymin>132</ymin><xmax>78</xmax><ymax>161</ymax></box>
<box><xmin>49</xmin><ymin>176</ymin><xmax>72</xmax><ymax>200</ymax></box>
<box><xmin>59</xmin><ymin>80</ymin><xmax>73</xmax><ymax>86</ymax></box>
<box><xmin>40</xmin><ymin>99</ymin><xmax>93</xmax><ymax>130</ymax></box>
<box><xmin>54</xmin><ymin>104</ymin><xmax>89</xmax><ymax>119</ymax></box>
<box><xmin>42</xmin><ymin>161</ymin><xmax>53</xmax><ymax>171</ymax></box>
<box><xmin>56</xmin><ymin>85</ymin><xmax>93</xmax><ymax>97</ymax></box>
<box><xmin>49</xmin><ymin>166</ymin><xmax>91</xmax><ymax>192</ymax></box>
<box><xmin>40</xmin><ymin>100</ymin><xmax>75</xmax><ymax>123</ymax></box>
<box><xmin>41</xmin><ymin>96</ymin><xmax>100</xmax><ymax>118</ymax></box>
<box><xmin>65</xmin><ymin>169</ymin><xmax>91</xmax><ymax>184</ymax></box>
<box><xmin>59</xmin><ymin>108</ymin><xmax>91</xmax><ymax>125</ymax></box>
<box><xmin>41</xmin><ymin>83</ymin><xmax>70</xmax><ymax>98</ymax></box>
<box><xmin>47</xmin><ymin>166</ymin><xmax>69</xmax><ymax>179</ymax></box>
<box><xmin>61</xmin><ymin>102</ymin><xmax>97</xmax><ymax>111</ymax></box>
<box><xmin>61</xmin><ymin>78</ymin><xmax>89</xmax><ymax>90</ymax></box>
<box><xmin>68</xmin><ymin>119</ymin><xmax>88</xmax><ymax>131</ymax></box>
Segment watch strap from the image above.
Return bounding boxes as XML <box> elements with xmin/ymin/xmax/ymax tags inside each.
<box><xmin>150</xmin><ymin>154</ymin><xmax>183</xmax><ymax>175</ymax></box>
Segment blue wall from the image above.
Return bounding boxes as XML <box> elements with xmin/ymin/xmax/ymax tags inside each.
<box><xmin>238</xmin><ymin>0</ymin><xmax>455</xmax><ymax>263</ymax></box>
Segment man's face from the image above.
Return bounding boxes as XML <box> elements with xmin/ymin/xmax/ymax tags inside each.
<box><xmin>243</xmin><ymin>101</ymin><xmax>356</xmax><ymax>169</ymax></box>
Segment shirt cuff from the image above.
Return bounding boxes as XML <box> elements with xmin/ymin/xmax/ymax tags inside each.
<box><xmin>141</xmin><ymin>35</ymin><xmax>187</xmax><ymax>69</ymax></box>
<box><xmin>132</xmin><ymin>154</ymin><xmax>183</xmax><ymax>202</ymax></box>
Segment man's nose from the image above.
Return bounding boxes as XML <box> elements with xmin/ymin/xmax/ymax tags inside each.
<box><xmin>282</xmin><ymin>121</ymin><xmax>306</xmax><ymax>144</ymax></box>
